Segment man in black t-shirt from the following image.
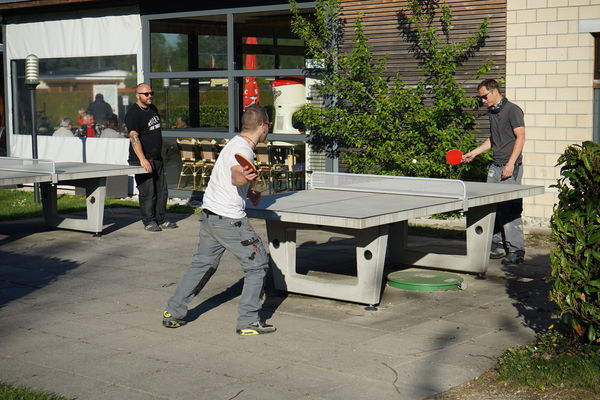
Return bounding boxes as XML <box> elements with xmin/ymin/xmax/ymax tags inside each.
<box><xmin>125</xmin><ymin>83</ymin><xmax>178</xmax><ymax>232</ymax></box>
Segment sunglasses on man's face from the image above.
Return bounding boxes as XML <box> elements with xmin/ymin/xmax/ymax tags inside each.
<box><xmin>138</xmin><ymin>91</ymin><xmax>154</xmax><ymax>97</ymax></box>
<box><xmin>478</xmin><ymin>89</ymin><xmax>493</xmax><ymax>101</ymax></box>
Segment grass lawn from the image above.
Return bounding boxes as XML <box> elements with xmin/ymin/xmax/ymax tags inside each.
<box><xmin>496</xmin><ymin>329</ymin><xmax>600</xmax><ymax>394</ymax></box>
<box><xmin>0</xmin><ymin>188</ymin><xmax>196</xmax><ymax>221</ymax></box>
<box><xmin>0</xmin><ymin>381</ymin><xmax>68</xmax><ymax>400</ymax></box>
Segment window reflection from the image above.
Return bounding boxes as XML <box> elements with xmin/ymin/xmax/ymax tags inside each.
<box><xmin>235</xmin><ymin>10</ymin><xmax>307</xmax><ymax>70</ymax></box>
<box><xmin>150</xmin><ymin>15</ymin><xmax>227</xmax><ymax>72</ymax></box>
<box><xmin>12</xmin><ymin>55</ymin><xmax>136</xmax><ymax>138</ymax></box>
<box><xmin>151</xmin><ymin>78</ymin><xmax>228</xmax><ymax>131</ymax></box>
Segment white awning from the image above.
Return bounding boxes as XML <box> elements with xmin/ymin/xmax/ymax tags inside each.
<box><xmin>5</xmin><ymin>14</ymin><xmax>141</xmax><ymax>60</ymax></box>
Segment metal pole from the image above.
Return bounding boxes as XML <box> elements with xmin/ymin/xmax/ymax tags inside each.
<box><xmin>25</xmin><ymin>54</ymin><xmax>41</xmax><ymax>203</ymax></box>
<box><xmin>29</xmin><ymin>85</ymin><xmax>38</xmax><ymax>160</ymax></box>
<box><xmin>29</xmin><ymin>85</ymin><xmax>40</xmax><ymax>202</ymax></box>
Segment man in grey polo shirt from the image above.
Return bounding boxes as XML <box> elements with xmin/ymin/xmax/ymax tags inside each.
<box><xmin>463</xmin><ymin>79</ymin><xmax>526</xmax><ymax>266</ymax></box>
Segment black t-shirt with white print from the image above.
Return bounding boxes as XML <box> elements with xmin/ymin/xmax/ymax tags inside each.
<box><xmin>125</xmin><ymin>103</ymin><xmax>163</xmax><ymax>165</ymax></box>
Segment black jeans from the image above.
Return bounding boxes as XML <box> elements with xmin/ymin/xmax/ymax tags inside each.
<box><xmin>133</xmin><ymin>159</ymin><xmax>168</xmax><ymax>226</ymax></box>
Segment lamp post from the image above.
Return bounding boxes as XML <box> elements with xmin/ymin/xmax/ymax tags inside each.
<box><xmin>25</xmin><ymin>54</ymin><xmax>40</xmax><ymax>202</ymax></box>
<box><xmin>163</xmin><ymin>78</ymin><xmax>170</xmax><ymax>127</ymax></box>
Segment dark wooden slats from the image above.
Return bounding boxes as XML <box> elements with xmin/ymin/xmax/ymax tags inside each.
<box><xmin>337</xmin><ymin>0</ymin><xmax>506</xmax><ymax>139</ymax></box>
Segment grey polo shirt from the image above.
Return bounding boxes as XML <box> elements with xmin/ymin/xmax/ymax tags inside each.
<box><xmin>489</xmin><ymin>98</ymin><xmax>524</xmax><ymax>165</ymax></box>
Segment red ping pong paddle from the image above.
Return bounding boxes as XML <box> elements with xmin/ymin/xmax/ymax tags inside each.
<box><xmin>235</xmin><ymin>153</ymin><xmax>260</xmax><ymax>203</ymax></box>
<box><xmin>235</xmin><ymin>153</ymin><xmax>257</xmax><ymax>174</ymax></box>
<box><xmin>445</xmin><ymin>149</ymin><xmax>463</xmax><ymax>165</ymax></box>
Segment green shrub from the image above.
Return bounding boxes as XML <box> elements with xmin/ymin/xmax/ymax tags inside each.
<box><xmin>549</xmin><ymin>141</ymin><xmax>600</xmax><ymax>343</ymax></box>
<box><xmin>290</xmin><ymin>0</ymin><xmax>492</xmax><ymax>179</ymax></box>
<box><xmin>165</xmin><ymin>105</ymin><xmax>228</xmax><ymax>128</ymax></box>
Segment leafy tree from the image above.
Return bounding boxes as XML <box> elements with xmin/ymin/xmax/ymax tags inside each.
<box><xmin>550</xmin><ymin>141</ymin><xmax>600</xmax><ymax>344</ymax></box>
<box><xmin>290</xmin><ymin>0</ymin><xmax>492</xmax><ymax>179</ymax></box>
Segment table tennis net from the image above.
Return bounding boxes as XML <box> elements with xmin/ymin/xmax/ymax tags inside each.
<box><xmin>310</xmin><ymin>171</ymin><xmax>467</xmax><ymax>202</ymax></box>
<box><xmin>0</xmin><ymin>157</ymin><xmax>56</xmax><ymax>174</ymax></box>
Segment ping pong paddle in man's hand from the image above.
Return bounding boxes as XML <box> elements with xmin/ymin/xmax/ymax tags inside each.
<box><xmin>235</xmin><ymin>153</ymin><xmax>257</xmax><ymax>174</ymax></box>
<box><xmin>445</xmin><ymin>149</ymin><xmax>463</xmax><ymax>165</ymax></box>
<box><xmin>235</xmin><ymin>153</ymin><xmax>261</xmax><ymax>205</ymax></box>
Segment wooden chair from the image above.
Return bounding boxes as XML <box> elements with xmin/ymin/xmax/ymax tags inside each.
<box><xmin>269</xmin><ymin>154</ymin><xmax>290</xmax><ymax>193</ymax></box>
<box><xmin>196</xmin><ymin>138</ymin><xmax>218</xmax><ymax>187</ymax></box>
<box><xmin>176</xmin><ymin>137</ymin><xmax>203</xmax><ymax>190</ymax></box>
<box><xmin>255</xmin><ymin>141</ymin><xmax>272</xmax><ymax>191</ymax></box>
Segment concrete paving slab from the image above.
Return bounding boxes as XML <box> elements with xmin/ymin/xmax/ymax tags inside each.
<box><xmin>0</xmin><ymin>208</ymin><xmax>555</xmax><ymax>399</ymax></box>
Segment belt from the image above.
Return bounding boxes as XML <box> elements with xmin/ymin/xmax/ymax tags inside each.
<box><xmin>492</xmin><ymin>162</ymin><xmax>521</xmax><ymax>167</ymax></box>
<box><xmin>202</xmin><ymin>208</ymin><xmax>222</xmax><ymax>218</ymax></box>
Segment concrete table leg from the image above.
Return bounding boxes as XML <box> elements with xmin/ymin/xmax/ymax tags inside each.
<box><xmin>265</xmin><ymin>220</ymin><xmax>390</xmax><ymax>305</ymax></box>
<box><xmin>41</xmin><ymin>177</ymin><xmax>107</xmax><ymax>235</ymax></box>
<box><xmin>388</xmin><ymin>204</ymin><xmax>497</xmax><ymax>275</ymax></box>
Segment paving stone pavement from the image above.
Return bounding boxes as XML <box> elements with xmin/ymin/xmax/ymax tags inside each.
<box><xmin>0</xmin><ymin>208</ymin><xmax>555</xmax><ymax>400</ymax></box>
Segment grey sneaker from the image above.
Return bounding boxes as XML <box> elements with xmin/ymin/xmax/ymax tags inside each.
<box><xmin>144</xmin><ymin>222</ymin><xmax>162</xmax><ymax>232</ymax></box>
<box><xmin>502</xmin><ymin>252</ymin><xmax>525</xmax><ymax>265</ymax></box>
<box><xmin>159</xmin><ymin>221</ymin><xmax>178</xmax><ymax>229</ymax></box>
<box><xmin>236</xmin><ymin>321</ymin><xmax>276</xmax><ymax>336</ymax></box>
<box><xmin>162</xmin><ymin>311</ymin><xmax>187</xmax><ymax>328</ymax></box>
<box><xmin>490</xmin><ymin>247</ymin><xmax>505</xmax><ymax>259</ymax></box>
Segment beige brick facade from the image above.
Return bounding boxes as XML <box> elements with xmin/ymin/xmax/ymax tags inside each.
<box><xmin>506</xmin><ymin>0</ymin><xmax>598</xmax><ymax>223</ymax></box>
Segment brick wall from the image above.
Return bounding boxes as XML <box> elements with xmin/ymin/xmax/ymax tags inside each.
<box><xmin>506</xmin><ymin>0</ymin><xmax>598</xmax><ymax>224</ymax></box>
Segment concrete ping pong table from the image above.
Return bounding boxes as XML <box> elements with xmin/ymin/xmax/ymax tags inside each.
<box><xmin>246</xmin><ymin>171</ymin><xmax>545</xmax><ymax>306</ymax></box>
<box><xmin>0</xmin><ymin>157</ymin><xmax>146</xmax><ymax>235</ymax></box>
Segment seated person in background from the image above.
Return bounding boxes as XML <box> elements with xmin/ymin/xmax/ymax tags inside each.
<box><xmin>100</xmin><ymin>114</ymin><xmax>123</xmax><ymax>138</ymax></box>
<box><xmin>171</xmin><ymin>115</ymin><xmax>188</xmax><ymax>129</ymax></box>
<box><xmin>52</xmin><ymin>118</ymin><xmax>74</xmax><ymax>137</ymax></box>
<box><xmin>77</xmin><ymin>108</ymin><xmax>86</xmax><ymax>127</ymax></box>
<box><xmin>82</xmin><ymin>113</ymin><xmax>97</xmax><ymax>137</ymax></box>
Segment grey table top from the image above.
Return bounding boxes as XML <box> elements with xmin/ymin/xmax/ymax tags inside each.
<box><xmin>246</xmin><ymin>181</ymin><xmax>545</xmax><ymax>229</ymax></box>
<box><xmin>0</xmin><ymin>162</ymin><xmax>146</xmax><ymax>186</ymax></box>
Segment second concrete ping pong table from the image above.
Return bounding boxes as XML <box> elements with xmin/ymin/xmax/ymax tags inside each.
<box><xmin>246</xmin><ymin>172</ymin><xmax>545</xmax><ymax>306</ymax></box>
<box><xmin>0</xmin><ymin>157</ymin><xmax>146</xmax><ymax>235</ymax></box>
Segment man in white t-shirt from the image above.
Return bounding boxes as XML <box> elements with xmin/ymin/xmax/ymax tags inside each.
<box><xmin>163</xmin><ymin>105</ymin><xmax>276</xmax><ymax>336</ymax></box>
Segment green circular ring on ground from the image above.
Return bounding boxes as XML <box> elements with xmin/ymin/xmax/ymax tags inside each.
<box><xmin>387</xmin><ymin>269</ymin><xmax>464</xmax><ymax>292</ymax></box>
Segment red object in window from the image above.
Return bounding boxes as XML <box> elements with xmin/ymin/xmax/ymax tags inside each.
<box><xmin>271</xmin><ymin>76</ymin><xmax>305</xmax><ymax>87</ymax></box>
<box><xmin>243</xmin><ymin>37</ymin><xmax>259</xmax><ymax>111</ymax></box>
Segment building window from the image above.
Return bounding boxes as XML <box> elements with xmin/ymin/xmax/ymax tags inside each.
<box><xmin>12</xmin><ymin>55</ymin><xmax>137</xmax><ymax>138</ymax></box>
<box><xmin>146</xmin><ymin>5</ymin><xmax>314</xmax><ymax>136</ymax></box>
<box><xmin>150</xmin><ymin>15</ymin><xmax>228</xmax><ymax>72</ymax></box>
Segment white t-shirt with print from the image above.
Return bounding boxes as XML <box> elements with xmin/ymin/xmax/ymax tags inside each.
<box><xmin>202</xmin><ymin>135</ymin><xmax>253</xmax><ymax>219</ymax></box>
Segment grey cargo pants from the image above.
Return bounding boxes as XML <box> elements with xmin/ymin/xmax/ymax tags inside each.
<box><xmin>166</xmin><ymin>210</ymin><xmax>269</xmax><ymax>328</ymax></box>
<box><xmin>487</xmin><ymin>163</ymin><xmax>525</xmax><ymax>255</ymax></box>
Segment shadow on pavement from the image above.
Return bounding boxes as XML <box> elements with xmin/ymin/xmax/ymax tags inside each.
<box><xmin>502</xmin><ymin>252</ymin><xmax>556</xmax><ymax>334</ymax></box>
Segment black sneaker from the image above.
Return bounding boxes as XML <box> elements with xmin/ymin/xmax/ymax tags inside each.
<box><xmin>159</xmin><ymin>221</ymin><xmax>178</xmax><ymax>229</ymax></box>
<box><xmin>502</xmin><ymin>252</ymin><xmax>524</xmax><ymax>266</ymax></box>
<box><xmin>162</xmin><ymin>311</ymin><xmax>187</xmax><ymax>328</ymax></box>
<box><xmin>144</xmin><ymin>222</ymin><xmax>162</xmax><ymax>232</ymax></box>
<box><xmin>236</xmin><ymin>321</ymin><xmax>276</xmax><ymax>336</ymax></box>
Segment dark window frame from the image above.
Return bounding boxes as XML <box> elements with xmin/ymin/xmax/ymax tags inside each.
<box><xmin>142</xmin><ymin>2</ymin><xmax>315</xmax><ymax>141</ymax></box>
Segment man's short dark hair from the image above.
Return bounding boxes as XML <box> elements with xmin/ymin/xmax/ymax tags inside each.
<box><xmin>241</xmin><ymin>105</ymin><xmax>268</xmax><ymax>131</ymax></box>
<box><xmin>95</xmin><ymin>93</ymin><xmax>104</xmax><ymax>101</ymax></box>
<box><xmin>478</xmin><ymin>79</ymin><xmax>500</xmax><ymax>92</ymax></box>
